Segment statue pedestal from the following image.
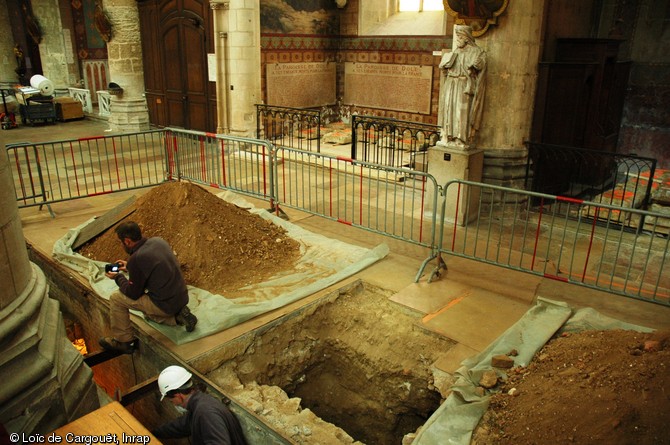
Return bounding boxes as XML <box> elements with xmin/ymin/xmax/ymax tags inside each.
<box><xmin>427</xmin><ymin>142</ymin><xmax>484</xmax><ymax>226</ymax></box>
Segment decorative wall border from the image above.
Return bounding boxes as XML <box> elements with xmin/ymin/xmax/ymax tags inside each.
<box><xmin>261</xmin><ymin>35</ymin><xmax>451</xmax><ymax>53</ymax></box>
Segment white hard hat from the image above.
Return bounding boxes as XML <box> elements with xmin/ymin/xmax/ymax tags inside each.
<box><xmin>158</xmin><ymin>365</ymin><xmax>193</xmax><ymax>400</ymax></box>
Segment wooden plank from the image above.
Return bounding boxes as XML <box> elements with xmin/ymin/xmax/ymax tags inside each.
<box><xmin>120</xmin><ymin>376</ymin><xmax>159</xmax><ymax>406</ymax></box>
<box><xmin>84</xmin><ymin>339</ymin><xmax>140</xmax><ymax>367</ymax></box>
<box><xmin>51</xmin><ymin>401</ymin><xmax>162</xmax><ymax>443</ymax></box>
<box><xmin>72</xmin><ymin>196</ymin><xmax>137</xmax><ymax>250</ymax></box>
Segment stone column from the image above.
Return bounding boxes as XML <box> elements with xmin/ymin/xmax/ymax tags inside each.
<box><xmin>104</xmin><ymin>0</ymin><xmax>150</xmax><ymax>132</ymax></box>
<box><xmin>1</xmin><ymin>147</ymin><xmax>99</xmax><ymax>432</ymax></box>
<box><xmin>0</xmin><ymin>2</ymin><xmax>18</xmax><ymax>81</ymax></box>
<box><xmin>211</xmin><ymin>1</ymin><xmax>230</xmax><ymax>134</ymax></box>
<box><xmin>475</xmin><ymin>0</ymin><xmax>547</xmax><ymax>189</ymax></box>
<box><xmin>224</xmin><ymin>0</ymin><xmax>261</xmax><ymax>137</ymax></box>
<box><xmin>29</xmin><ymin>0</ymin><xmax>73</xmax><ymax>89</ymax></box>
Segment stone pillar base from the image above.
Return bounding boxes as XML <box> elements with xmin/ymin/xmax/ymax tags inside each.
<box><xmin>481</xmin><ymin>147</ymin><xmax>529</xmax><ymax>204</ymax></box>
<box><xmin>0</xmin><ymin>264</ymin><xmax>99</xmax><ymax>433</ymax></box>
<box><xmin>108</xmin><ymin>97</ymin><xmax>151</xmax><ymax>132</ymax></box>
<box><xmin>427</xmin><ymin>142</ymin><xmax>484</xmax><ymax>226</ymax></box>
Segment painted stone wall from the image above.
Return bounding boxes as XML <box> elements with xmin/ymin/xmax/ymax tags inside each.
<box><xmin>617</xmin><ymin>0</ymin><xmax>670</xmax><ymax>169</ymax></box>
<box><xmin>260</xmin><ymin>0</ymin><xmax>449</xmax><ymax>124</ymax></box>
<box><xmin>0</xmin><ymin>1</ymin><xmax>16</xmax><ymax>82</ymax></box>
<box><xmin>261</xmin><ymin>34</ymin><xmax>449</xmax><ymax>124</ymax></box>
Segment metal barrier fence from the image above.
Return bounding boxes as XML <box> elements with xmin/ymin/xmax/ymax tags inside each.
<box><xmin>7</xmin><ymin>124</ymin><xmax>436</xmax><ymax>247</ymax></box>
<box><xmin>165</xmin><ymin>128</ymin><xmax>276</xmax><ymax>205</ymax></box>
<box><xmin>7</xmin><ymin>130</ymin><xmax>168</xmax><ymax>216</ymax></box>
<box><xmin>418</xmin><ymin>179</ymin><xmax>670</xmax><ymax>306</ymax></box>
<box><xmin>274</xmin><ymin>147</ymin><xmax>439</xmax><ymax>247</ymax></box>
<box><xmin>525</xmin><ymin>142</ymin><xmax>657</xmax><ymax>227</ymax></box>
<box><xmin>159</xmin><ymin>129</ymin><xmax>439</xmax><ymax>247</ymax></box>
<box><xmin>8</xmin><ymin>128</ymin><xmax>668</xmax><ymax>305</ymax></box>
<box><xmin>6</xmin><ymin>128</ymin><xmax>278</xmax><ymax>216</ymax></box>
<box><xmin>256</xmin><ymin>104</ymin><xmax>321</xmax><ymax>153</ymax></box>
<box><xmin>351</xmin><ymin>115</ymin><xmax>440</xmax><ymax>172</ymax></box>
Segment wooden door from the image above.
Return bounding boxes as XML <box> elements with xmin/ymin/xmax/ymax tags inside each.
<box><xmin>139</xmin><ymin>0</ymin><xmax>213</xmax><ymax>132</ymax></box>
<box><xmin>162</xmin><ymin>13</ymin><xmax>208</xmax><ymax>130</ymax></box>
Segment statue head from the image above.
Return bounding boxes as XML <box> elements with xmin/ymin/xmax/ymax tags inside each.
<box><xmin>454</xmin><ymin>25</ymin><xmax>476</xmax><ymax>47</ymax></box>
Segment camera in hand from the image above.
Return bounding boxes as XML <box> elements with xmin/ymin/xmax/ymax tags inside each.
<box><xmin>105</xmin><ymin>263</ymin><xmax>121</xmax><ymax>273</ymax></box>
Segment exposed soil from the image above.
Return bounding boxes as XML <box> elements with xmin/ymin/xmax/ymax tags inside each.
<box><xmin>78</xmin><ymin>181</ymin><xmax>301</xmax><ymax>298</ymax></box>
<box><xmin>77</xmin><ymin>181</ymin><xmax>670</xmax><ymax>445</ymax></box>
<box><xmin>472</xmin><ymin>329</ymin><xmax>670</xmax><ymax>445</ymax></box>
<box><xmin>207</xmin><ymin>281</ymin><xmax>457</xmax><ymax>445</ymax></box>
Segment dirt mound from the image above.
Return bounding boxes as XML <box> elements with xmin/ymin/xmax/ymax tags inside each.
<box><xmin>78</xmin><ymin>181</ymin><xmax>301</xmax><ymax>297</ymax></box>
<box><xmin>473</xmin><ymin>329</ymin><xmax>670</xmax><ymax>445</ymax></box>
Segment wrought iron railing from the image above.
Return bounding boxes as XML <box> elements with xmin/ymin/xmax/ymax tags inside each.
<box><xmin>351</xmin><ymin>115</ymin><xmax>440</xmax><ymax>173</ymax></box>
<box><xmin>256</xmin><ymin>104</ymin><xmax>322</xmax><ymax>153</ymax></box>
<box><xmin>525</xmin><ymin>141</ymin><xmax>657</xmax><ymax>228</ymax></box>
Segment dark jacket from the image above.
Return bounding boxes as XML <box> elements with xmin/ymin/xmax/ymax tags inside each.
<box><xmin>114</xmin><ymin>237</ymin><xmax>188</xmax><ymax>315</ymax></box>
<box><xmin>152</xmin><ymin>391</ymin><xmax>248</xmax><ymax>445</ymax></box>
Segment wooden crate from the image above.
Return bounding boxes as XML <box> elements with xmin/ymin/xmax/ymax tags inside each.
<box><xmin>55</xmin><ymin>96</ymin><xmax>84</xmax><ymax>121</ymax></box>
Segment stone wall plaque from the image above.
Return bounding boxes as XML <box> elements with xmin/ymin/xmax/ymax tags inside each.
<box><xmin>343</xmin><ymin>62</ymin><xmax>433</xmax><ymax>114</ymax></box>
<box><xmin>267</xmin><ymin>62</ymin><xmax>336</xmax><ymax>108</ymax></box>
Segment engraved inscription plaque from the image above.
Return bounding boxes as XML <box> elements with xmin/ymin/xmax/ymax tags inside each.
<box><xmin>343</xmin><ymin>63</ymin><xmax>433</xmax><ymax>114</ymax></box>
<box><xmin>267</xmin><ymin>62</ymin><xmax>337</xmax><ymax>108</ymax></box>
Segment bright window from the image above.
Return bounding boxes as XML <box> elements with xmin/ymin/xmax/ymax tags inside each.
<box><xmin>399</xmin><ymin>0</ymin><xmax>444</xmax><ymax>12</ymax></box>
<box><xmin>360</xmin><ymin>0</ymin><xmax>446</xmax><ymax>36</ymax></box>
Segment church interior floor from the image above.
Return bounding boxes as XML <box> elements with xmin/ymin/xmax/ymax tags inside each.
<box><xmin>6</xmin><ymin>118</ymin><xmax>670</xmax><ymax>377</ymax></box>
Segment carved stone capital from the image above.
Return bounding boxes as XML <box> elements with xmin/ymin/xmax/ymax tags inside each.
<box><xmin>210</xmin><ymin>1</ymin><xmax>230</xmax><ymax>10</ymax></box>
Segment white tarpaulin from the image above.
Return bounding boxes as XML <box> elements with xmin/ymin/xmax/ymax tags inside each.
<box><xmin>413</xmin><ymin>297</ymin><xmax>654</xmax><ymax>445</ymax></box>
<box><xmin>52</xmin><ymin>191</ymin><xmax>389</xmax><ymax>344</ymax></box>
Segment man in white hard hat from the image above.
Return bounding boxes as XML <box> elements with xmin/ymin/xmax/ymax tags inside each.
<box><xmin>153</xmin><ymin>365</ymin><xmax>248</xmax><ymax>445</ymax></box>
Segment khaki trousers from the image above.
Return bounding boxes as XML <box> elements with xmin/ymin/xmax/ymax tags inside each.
<box><xmin>110</xmin><ymin>291</ymin><xmax>177</xmax><ymax>342</ymax></box>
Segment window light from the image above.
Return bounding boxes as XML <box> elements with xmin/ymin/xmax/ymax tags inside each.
<box><xmin>399</xmin><ymin>0</ymin><xmax>444</xmax><ymax>12</ymax></box>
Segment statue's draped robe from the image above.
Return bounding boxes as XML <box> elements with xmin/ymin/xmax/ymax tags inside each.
<box><xmin>438</xmin><ymin>45</ymin><xmax>486</xmax><ymax>144</ymax></box>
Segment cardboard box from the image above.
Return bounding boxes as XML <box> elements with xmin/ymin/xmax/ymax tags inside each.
<box><xmin>54</xmin><ymin>96</ymin><xmax>84</xmax><ymax>121</ymax></box>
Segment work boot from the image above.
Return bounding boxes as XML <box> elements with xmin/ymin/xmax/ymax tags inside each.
<box><xmin>175</xmin><ymin>305</ymin><xmax>198</xmax><ymax>332</ymax></box>
<box><xmin>99</xmin><ymin>337</ymin><xmax>137</xmax><ymax>354</ymax></box>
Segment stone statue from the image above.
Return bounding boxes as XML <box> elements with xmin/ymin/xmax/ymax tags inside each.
<box><xmin>438</xmin><ymin>25</ymin><xmax>487</xmax><ymax>147</ymax></box>
<box><xmin>14</xmin><ymin>44</ymin><xmax>26</xmax><ymax>81</ymax></box>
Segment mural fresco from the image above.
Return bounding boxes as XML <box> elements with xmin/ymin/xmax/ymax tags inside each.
<box><xmin>261</xmin><ymin>0</ymin><xmax>339</xmax><ymax>35</ymax></box>
<box><xmin>71</xmin><ymin>0</ymin><xmax>108</xmax><ymax>59</ymax></box>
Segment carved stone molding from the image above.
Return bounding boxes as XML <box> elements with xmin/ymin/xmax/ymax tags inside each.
<box><xmin>210</xmin><ymin>1</ymin><xmax>230</xmax><ymax>11</ymax></box>
<box><xmin>443</xmin><ymin>0</ymin><xmax>509</xmax><ymax>37</ymax></box>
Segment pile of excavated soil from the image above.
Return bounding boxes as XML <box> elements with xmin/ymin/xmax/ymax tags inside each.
<box><xmin>472</xmin><ymin>329</ymin><xmax>670</xmax><ymax>445</ymax></box>
<box><xmin>78</xmin><ymin>181</ymin><xmax>301</xmax><ymax>297</ymax></box>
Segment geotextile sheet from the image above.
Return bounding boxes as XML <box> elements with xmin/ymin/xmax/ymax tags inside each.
<box><xmin>52</xmin><ymin>191</ymin><xmax>389</xmax><ymax>345</ymax></box>
<box><xmin>413</xmin><ymin>297</ymin><xmax>654</xmax><ymax>445</ymax></box>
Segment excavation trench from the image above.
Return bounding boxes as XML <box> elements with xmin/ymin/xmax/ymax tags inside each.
<box><xmin>66</xmin><ymin>182</ymin><xmax>456</xmax><ymax>443</ymax></box>
<box><xmin>207</xmin><ymin>281</ymin><xmax>456</xmax><ymax>445</ymax></box>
